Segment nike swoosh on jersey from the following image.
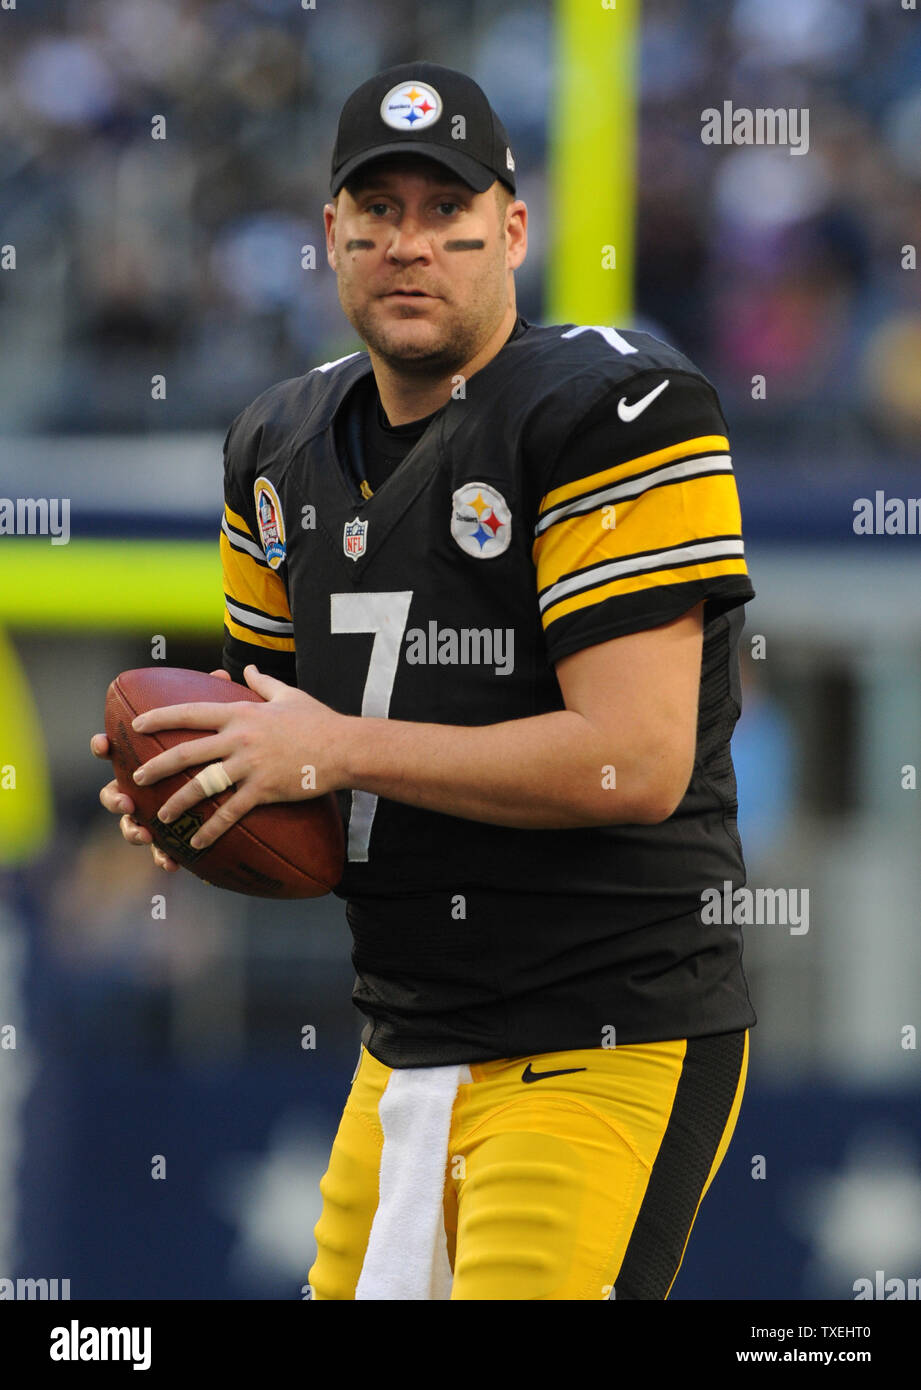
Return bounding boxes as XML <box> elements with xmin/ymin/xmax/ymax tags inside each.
<box><xmin>521</xmin><ymin>1063</ymin><xmax>588</xmax><ymax>1084</ymax></box>
<box><xmin>616</xmin><ymin>378</ymin><xmax>670</xmax><ymax>422</ymax></box>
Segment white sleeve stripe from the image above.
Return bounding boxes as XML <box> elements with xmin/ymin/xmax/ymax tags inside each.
<box><xmin>538</xmin><ymin>538</ymin><xmax>746</xmax><ymax>613</ymax></box>
<box><xmin>225</xmin><ymin>599</ymin><xmax>294</xmax><ymax>636</ymax></box>
<box><xmin>222</xmin><ymin>515</ymin><xmax>269</xmax><ymax>565</ymax></box>
<box><xmin>534</xmin><ymin>455</ymin><xmax>734</xmax><ymax>537</ymax></box>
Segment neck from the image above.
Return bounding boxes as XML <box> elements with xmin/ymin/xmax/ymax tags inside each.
<box><xmin>369</xmin><ymin>302</ymin><xmax>518</xmax><ymax>426</ymax></box>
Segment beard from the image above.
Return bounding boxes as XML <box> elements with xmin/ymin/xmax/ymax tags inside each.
<box><xmin>337</xmin><ymin>254</ymin><xmax>509</xmax><ymax>378</ymax></box>
<box><xmin>345</xmin><ymin>298</ymin><xmax>482</xmax><ymax>377</ymax></box>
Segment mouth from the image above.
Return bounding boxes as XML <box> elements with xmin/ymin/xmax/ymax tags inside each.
<box><xmin>383</xmin><ymin>289</ymin><xmax>438</xmax><ymax>300</ymax></box>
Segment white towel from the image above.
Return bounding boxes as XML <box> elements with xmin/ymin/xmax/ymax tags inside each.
<box><xmin>355</xmin><ymin>1062</ymin><xmax>471</xmax><ymax>1301</ymax></box>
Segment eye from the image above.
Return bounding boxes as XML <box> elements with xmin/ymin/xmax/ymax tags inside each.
<box><xmin>436</xmin><ymin>201</ymin><xmax>462</xmax><ymax>216</ymax></box>
<box><xmin>365</xmin><ymin>202</ymin><xmax>391</xmax><ymax>217</ymax></box>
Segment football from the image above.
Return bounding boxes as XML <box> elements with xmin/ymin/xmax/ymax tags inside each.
<box><xmin>104</xmin><ymin>667</ymin><xmax>344</xmax><ymax>898</ymax></box>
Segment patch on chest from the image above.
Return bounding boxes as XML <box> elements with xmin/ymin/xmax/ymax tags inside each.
<box><xmin>343</xmin><ymin>515</ymin><xmax>369</xmax><ymax>561</ymax></box>
<box><xmin>450</xmin><ymin>482</ymin><xmax>511</xmax><ymax>559</ymax></box>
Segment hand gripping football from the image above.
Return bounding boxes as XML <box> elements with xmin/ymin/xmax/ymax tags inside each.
<box><xmin>104</xmin><ymin>667</ymin><xmax>344</xmax><ymax>898</ymax></box>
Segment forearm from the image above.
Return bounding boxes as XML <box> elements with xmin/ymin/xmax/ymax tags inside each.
<box><xmin>335</xmin><ymin>709</ymin><xmax>678</xmax><ymax>829</ymax></box>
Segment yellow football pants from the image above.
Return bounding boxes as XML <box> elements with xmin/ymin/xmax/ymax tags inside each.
<box><xmin>309</xmin><ymin>1030</ymin><xmax>748</xmax><ymax>1300</ymax></box>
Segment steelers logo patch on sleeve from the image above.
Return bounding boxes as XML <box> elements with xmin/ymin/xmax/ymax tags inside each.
<box><xmin>451</xmin><ymin>482</ymin><xmax>511</xmax><ymax>559</ymax></box>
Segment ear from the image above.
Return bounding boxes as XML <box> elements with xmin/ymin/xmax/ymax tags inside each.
<box><xmin>324</xmin><ymin>202</ymin><xmax>337</xmax><ymax>271</ymax></box>
<box><xmin>505</xmin><ymin>199</ymin><xmax>528</xmax><ymax>271</ymax></box>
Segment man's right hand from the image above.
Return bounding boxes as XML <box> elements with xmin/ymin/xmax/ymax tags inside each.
<box><xmin>91</xmin><ymin>732</ymin><xmax>180</xmax><ymax>872</ymax></box>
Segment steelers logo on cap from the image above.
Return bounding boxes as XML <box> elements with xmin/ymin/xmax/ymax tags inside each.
<box><xmin>380</xmin><ymin>81</ymin><xmax>443</xmax><ymax>132</ymax></box>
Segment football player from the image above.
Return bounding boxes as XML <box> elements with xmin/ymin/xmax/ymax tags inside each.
<box><xmin>93</xmin><ymin>62</ymin><xmax>756</xmax><ymax>1300</ymax></box>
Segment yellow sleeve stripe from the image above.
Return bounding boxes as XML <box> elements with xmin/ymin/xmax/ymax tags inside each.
<box><xmin>537</xmin><ymin>434</ymin><xmax>730</xmax><ymax>523</ymax></box>
<box><xmin>224</xmin><ymin>503</ymin><xmax>254</xmax><ymax>537</ymax></box>
<box><xmin>223</xmin><ymin>609</ymin><xmax>296</xmax><ymax>651</ymax></box>
<box><xmin>222</xmin><ymin>512</ymin><xmax>267</xmax><ymax>566</ymax></box>
<box><xmin>542</xmin><ymin>555</ymin><xmax>750</xmax><ymax>628</ymax></box>
<box><xmin>224</xmin><ymin>593</ymin><xmax>294</xmax><ymax>634</ymax></box>
<box><xmin>540</xmin><ymin>537</ymin><xmax>747</xmax><ymax>617</ymax></box>
<box><xmin>534</xmin><ymin>473</ymin><xmax>743</xmax><ymax>593</ymax></box>
<box><xmin>220</xmin><ymin>528</ymin><xmax>293</xmax><ymax>623</ymax></box>
<box><xmin>535</xmin><ymin>452</ymin><xmax>734</xmax><ymax>539</ymax></box>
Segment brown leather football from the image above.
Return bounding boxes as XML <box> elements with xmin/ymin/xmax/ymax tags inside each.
<box><xmin>104</xmin><ymin>667</ymin><xmax>344</xmax><ymax>898</ymax></box>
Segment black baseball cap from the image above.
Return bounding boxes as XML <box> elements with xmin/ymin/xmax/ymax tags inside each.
<box><xmin>330</xmin><ymin>61</ymin><xmax>516</xmax><ymax>197</ymax></box>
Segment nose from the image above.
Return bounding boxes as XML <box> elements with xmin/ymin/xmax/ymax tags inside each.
<box><xmin>384</xmin><ymin>214</ymin><xmax>433</xmax><ymax>264</ymax></box>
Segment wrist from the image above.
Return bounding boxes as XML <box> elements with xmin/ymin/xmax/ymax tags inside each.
<box><xmin>331</xmin><ymin>713</ymin><xmax>366</xmax><ymax>790</ymax></box>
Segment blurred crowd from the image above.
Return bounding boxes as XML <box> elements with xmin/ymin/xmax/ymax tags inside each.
<box><xmin>1</xmin><ymin>0</ymin><xmax>920</xmax><ymax>457</ymax></box>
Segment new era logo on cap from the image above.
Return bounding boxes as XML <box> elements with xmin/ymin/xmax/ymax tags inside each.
<box><xmin>331</xmin><ymin>61</ymin><xmax>516</xmax><ymax>197</ymax></box>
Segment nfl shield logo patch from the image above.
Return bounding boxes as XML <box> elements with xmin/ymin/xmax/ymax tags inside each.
<box><xmin>343</xmin><ymin>516</ymin><xmax>368</xmax><ymax>562</ymax></box>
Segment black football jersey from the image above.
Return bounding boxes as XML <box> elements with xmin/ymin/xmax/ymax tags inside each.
<box><xmin>220</xmin><ymin>320</ymin><xmax>757</xmax><ymax>1065</ymax></box>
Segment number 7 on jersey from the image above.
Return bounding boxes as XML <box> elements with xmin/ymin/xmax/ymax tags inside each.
<box><xmin>330</xmin><ymin>591</ymin><xmax>414</xmax><ymax>862</ymax></box>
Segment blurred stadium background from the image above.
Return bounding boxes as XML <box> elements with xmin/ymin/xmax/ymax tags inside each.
<box><xmin>1</xmin><ymin>0</ymin><xmax>920</xmax><ymax>1301</ymax></box>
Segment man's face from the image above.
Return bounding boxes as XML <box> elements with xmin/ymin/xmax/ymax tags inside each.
<box><xmin>324</xmin><ymin>156</ymin><xmax>527</xmax><ymax>375</ymax></box>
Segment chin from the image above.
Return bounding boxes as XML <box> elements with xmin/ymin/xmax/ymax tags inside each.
<box><xmin>374</xmin><ymin>325</ymin><xmax>454</xmax><ymax>365</ymax></box>
<box><xmin>387</xmin><ymin>335</ymin><xmax>444</xmax><ymax>360</ymax></box>
<box><xmin>353</xmin><ymin>304</ymin><xmax>471</xmax><ymax>371</ymax></box>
